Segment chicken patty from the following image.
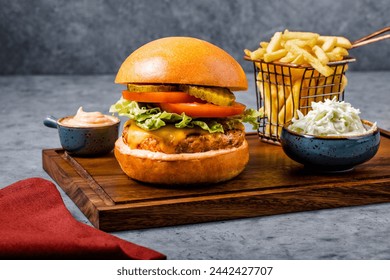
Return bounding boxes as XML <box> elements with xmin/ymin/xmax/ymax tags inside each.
<box><xmin>123</xmin><ymin>122</ymin><xmax>246</xmax><ymax>154</ymax></box>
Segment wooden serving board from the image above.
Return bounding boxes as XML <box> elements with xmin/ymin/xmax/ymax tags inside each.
<box><xmin>43</xmin><ymin>131</ymin><xmax>390</xmax><ymax>232</ymax></box>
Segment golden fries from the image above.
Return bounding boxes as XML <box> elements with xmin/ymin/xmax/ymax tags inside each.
<box><xmin>244</xmin><ymin>29</ymin><xmax>351</xmax><ymax>77</ymax></box>
<box><xmin>264</xmin><ymin>49</ymin><xmax>288</xmax><ymax>62</ymax></box>
<box><xmin>284</xmin><ymin>41</ymin><xmax>334</xmax><ymax>77</ymax></box>
<box><xmin>245</xmin><ymin>30</ymin><xmax>352</xmax><ymax>140</ymax></box>
<box><xmin>282</xmin><ymin>30</ymin><xmax>319</xmax><ymax>41</ymax></box>
<box><xmin>260</xmin><ymin>41</ymin><xmax>269</xmax><ymax>49</ymax></box>
<box><xmin>249</xmin><ymin>48</ymin><xmax>266</xmax><ymax>60</ymax></box>
<box><xmin>291</xmin><ymin>53</ymin><xmax>305</xmax><ymax>64</ymax></box>
<box><xmin>318</xmin><ymin>36</ymin><xmax>352</xmax><ymax>49</ymax></box>
<box><xmin>320</xmin><ymin>37</ymin><xmax>337</xmax><ymax>52</ymax></box>
<box><xmin>312</xmin><ymin>45</ymin><xmax>329</xmax><ymax>65</ymax></box>
<box><xmin>278</xmin><ymin>52</ymin><xmax>296</xmax><ymax>63</ymax></box>
<box><xmin>266</xmin><ymin>32</ymin><xmax>283</xmax><ymax>53</ymax></box>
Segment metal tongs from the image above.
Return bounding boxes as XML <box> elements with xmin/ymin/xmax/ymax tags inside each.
<box><xmin>351</xmin><ymin>26</ymin><xmax>390</xmax><ymax>48</ymax></box>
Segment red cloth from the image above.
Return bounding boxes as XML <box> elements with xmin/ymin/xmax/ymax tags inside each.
<box><xmin>0</xmin><ymin>178</ymin><xmax>166</xmax><ymax>260</ymax></box>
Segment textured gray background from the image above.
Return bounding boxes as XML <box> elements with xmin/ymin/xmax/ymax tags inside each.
<box><xmin>1</xmin><ymin>0</ymin><xmax>389</xmax><ymax>75</ymax></box>
<box><xmin>1</xmin><ymin>0</ymin><xmax>390</xmax><ymax>261</ymax></box>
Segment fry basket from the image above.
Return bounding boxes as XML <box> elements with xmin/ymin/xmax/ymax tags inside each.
<box><xmin>245</xmin><ymin>57</ymin><xmax>356</xmax><ymax>144</ymax></box>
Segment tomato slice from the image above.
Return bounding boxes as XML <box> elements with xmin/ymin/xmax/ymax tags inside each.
<box><xmin>159</xmin><ymin>102</ymin><xmax>246</xmax><ymax>118</ymax></box>
<box><xmin>122</xmin><ymin>90</ymin><xmax>202</xmax><ymax>103</ymax></box>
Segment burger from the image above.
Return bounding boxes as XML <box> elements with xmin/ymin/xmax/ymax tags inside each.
<box><xmin>110</xmin><ymin>37</ymin><xmax>259</xmax><ymax>185</ymax></box>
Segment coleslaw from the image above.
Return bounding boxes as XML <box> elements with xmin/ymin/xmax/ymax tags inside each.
<box><xmin>288</xmin><ymin>98</ymin><xmax>376</xmax><ymax>136</ymax></box>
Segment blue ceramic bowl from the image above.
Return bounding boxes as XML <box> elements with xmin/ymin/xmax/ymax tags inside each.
<box><xmin>44</xmin><ymin>115</ymin><xmax>120</xmax><ymax>156</ymax></box>
<box><xmin>280</xmin><ymin>120</ymin><xmax>380</xmax><ymax>172</ymax></box>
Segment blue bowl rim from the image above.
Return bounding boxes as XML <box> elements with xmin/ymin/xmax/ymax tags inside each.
<box><xmin>282</xmin><ymin>119</ymin><xmax>379</xmax><ymax>140</ymax></box>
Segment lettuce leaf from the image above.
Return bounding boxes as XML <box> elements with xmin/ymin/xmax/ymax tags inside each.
<box><xmin>109</xmin><ymin>98</ymin><xmax>261</xmax><ymax>133</ymax></box>
<box><xmin>224</xmin><ymin>108</ymin><xmax>263</xmax><ymax>131</ymax></box>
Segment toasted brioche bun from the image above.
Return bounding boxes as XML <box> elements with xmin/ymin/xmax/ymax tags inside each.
<box><xmin>114</xmin><ymin>137</ymin><xmax>249</xmax><ymax>185</ymax></box>
<box><xmin>115</xmin><ymin>37</ymin><xmax>247</xmax><ymax>91</ymax></box>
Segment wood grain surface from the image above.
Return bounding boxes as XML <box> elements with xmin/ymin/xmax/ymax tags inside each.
<box><xmin>42</xmin><ymin>131</ymin><xmax>390</xmax><ymax>232</ymax></box>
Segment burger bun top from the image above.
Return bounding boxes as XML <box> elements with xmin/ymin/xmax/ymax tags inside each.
<box><xmin>115</xmin><ymin>37</ymin><xmax>247</xmax><ymax>91</ymax></box>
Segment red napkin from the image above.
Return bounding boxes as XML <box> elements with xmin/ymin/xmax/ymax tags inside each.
<box><xmin>0</xmin><ymin>178</ymin><xmax>166</xmax><ymax>260</ymax></box>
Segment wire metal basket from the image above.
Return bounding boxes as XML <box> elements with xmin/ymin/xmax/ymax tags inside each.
<box><xmin>245</xmin><ymin>56</ymin><xmax>356</xmax><ymax>144</ymax></box>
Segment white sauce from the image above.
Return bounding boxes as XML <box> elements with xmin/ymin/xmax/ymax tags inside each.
<box><xmin>60</xmin><ymin>107</ymin><xmax>119</xmax><ymax>127</ymax></box>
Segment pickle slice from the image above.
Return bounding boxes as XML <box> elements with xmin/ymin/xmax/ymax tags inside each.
<box><xmin>180</xmin><ymin>85</ymin><xmax>235</xmax><ymax>106</ymax></box>
<box><xmin>127</xmin><ymin>84</ymin><xmax>180</xmax><ymax>92</ymax></box>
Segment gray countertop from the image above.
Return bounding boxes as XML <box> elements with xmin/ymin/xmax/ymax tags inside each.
<box><xmin>0</xmin><ymin>72</ymin><xmax>389</xmax><ymax>260</ymax></box>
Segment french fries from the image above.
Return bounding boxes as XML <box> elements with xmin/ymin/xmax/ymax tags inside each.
<box><xmin>312</xmin><ymin>45</ymin><xmax>329</xmax><ymax>65</ymax></box>
<box><xmin>284</xmin><ymin>40</ymin><xmax>334</xmax><ymax>77</ymax></box>
<box><xmin>318</xmin><ymin>36</ymin><xmax>352</xmax><ymax>49</ymax></box>
<box><xmin>282</xmin><ymin>30</ymin><xmax>320</xmax><ymax>41</ymax></box>
<box><xmin>264</xmin><ymin>49</ymin><xmax>288</xmax><ymax>62</ymax></box>
<box><xmin>266</xmin><ymin>32</ymin><xmax>283</xmax><ymax>53</ymax></box>
<box><xmin>245</xmin><ymin>29</ymin><xmax>351</xmax><ymax>76</ymax></box>
<box><xmin>320</xmin><ymin>37</ymin><xmax>337</xmax><ymax>52</ymax></box>
<box><xmin>245</xmin><ymin>30</ymin><xmax>351</xmax><ymax>139</ymax></box>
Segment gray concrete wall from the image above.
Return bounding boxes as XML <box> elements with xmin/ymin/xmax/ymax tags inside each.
<box><xmin>1</xmin><ymin>0</ymin><xmax>389</xmax><ymax>74</ymax></box>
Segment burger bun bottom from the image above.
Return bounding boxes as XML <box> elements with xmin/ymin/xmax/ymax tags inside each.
<box><xmin>114</xmin><ymin>137</ymin><xmax>249</xmax><ymax>185</ymax></box>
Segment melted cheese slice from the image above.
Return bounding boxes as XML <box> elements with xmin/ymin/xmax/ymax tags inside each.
<box><xmin>124</xmin><ymin>120</ymin><xmax>209</xmax><ymax>154</ymax></box>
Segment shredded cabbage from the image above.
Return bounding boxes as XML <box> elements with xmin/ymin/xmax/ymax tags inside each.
<box><xmin>288</xmin><ymin>98</ymin><xmax>376</xmax><ymax>136</ymax></box>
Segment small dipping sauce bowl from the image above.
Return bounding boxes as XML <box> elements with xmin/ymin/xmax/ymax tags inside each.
<box><xmin>44</xmin><ymin>108</ymin><xmax>120</xmax><ymax>156</ymax></box>
<box><xmin>280</xmin><ymin>120</ymin><xmax>380</xmax><ymax>172</ymax></box>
